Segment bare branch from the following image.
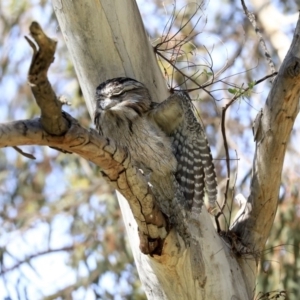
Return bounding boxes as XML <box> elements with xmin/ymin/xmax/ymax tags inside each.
<box><xmin>25</xmin><ymin>21</ymin><xmax>69</xmax><ymax>135</ymax></box>
<box><xmin>12</xmin><ymin>146</ymin><xmax>36</xmax><ymax>159</ymax></box>
<box><xmin>0</xmin><ymin>116</ymin><xmax>167</xmax><ymax>254</ymax></box>
<box><xmin>241</xmin><ymin>0</ymin><xmax>276</xmax><ymax>75</ymax></box>
<box><xmin>0</xmin><ymin>246</ymin><xmax>74</xmax><ymax>275</ymax></box>
<box><xmin>231</xmin><ymin>14</ymin><xmax>300</xmax><ymax>252</ymax></box>
<box><xmin>215</xmin><ymin>72</ymin><xmax>277</xmax><ymax>231</ymax></box>
<box><xmin>43</xmin><ymin>267</ymin><xmax>103</xmax><ymax>300</ymax></box>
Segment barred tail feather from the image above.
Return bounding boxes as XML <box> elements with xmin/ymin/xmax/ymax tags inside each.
<box><xmin>198</xmin><ymin>134</ymin><xmax>218</xmax><ymax>206</ymax></box>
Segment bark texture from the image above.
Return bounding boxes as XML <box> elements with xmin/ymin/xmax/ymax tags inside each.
<box><xmin>49</xmin><ymin>3</ymin><xmax>300</xmax><ymax>297</ymax></box>
<box><xmin>231</xmin><ymin>24</ymin><xmax>300</xmax><ymax>250</ymax></box>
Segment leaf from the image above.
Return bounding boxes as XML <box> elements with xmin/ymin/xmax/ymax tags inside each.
<box><xmin>228</xmin><ymin>88</ymin><xmax>237</xmax><ymax>94</ymax></box>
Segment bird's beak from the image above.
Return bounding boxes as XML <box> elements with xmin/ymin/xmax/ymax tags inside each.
<box><xmin>100</xmin><ymin>98</ymin><xmax>118</xmax><ymax>110</ymax></box>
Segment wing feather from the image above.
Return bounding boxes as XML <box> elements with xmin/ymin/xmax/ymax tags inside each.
<box><xmin>149</xmin><ymin>92</ymin><xmax>217</xmax><ymax>210</ymax></box>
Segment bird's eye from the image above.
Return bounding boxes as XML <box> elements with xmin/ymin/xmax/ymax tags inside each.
<box><xmin>111</xmin><ymin>90</ymin><xmax>126</xmax><ymax>97</ymax></box>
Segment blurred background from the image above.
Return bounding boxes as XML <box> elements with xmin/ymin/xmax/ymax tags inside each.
<box><xmin>0</xmin><ymin>0</ymin><xmax>299</xmax><ymax>299</ymax></box>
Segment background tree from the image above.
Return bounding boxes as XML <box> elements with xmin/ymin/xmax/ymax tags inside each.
<box><xmin>0</xmin><ymin>0</ymin><xmax>299</xmax><ymax>299</ymax></box>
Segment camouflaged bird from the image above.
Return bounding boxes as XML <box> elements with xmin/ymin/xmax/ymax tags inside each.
<box><xmin>94</xmin><ymin>77</ymin><xmax>217</xmax><ymax>231</ymax></box>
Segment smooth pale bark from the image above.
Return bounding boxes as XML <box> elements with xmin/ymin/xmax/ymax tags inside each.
<box><xmin>52</xmin><ymin>0</ymin><xmax>169</xmax><ymax>114</ymax></box>
<box><xmin>231</xmin><ymin>19</ymin><xmax>300</xmax><ymax>249</ymax></box>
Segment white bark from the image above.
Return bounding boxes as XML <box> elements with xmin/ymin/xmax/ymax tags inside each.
<box><xmin>52</xmin><ymin>0</ymin><xmax>169</xmax><ymax>114</ymax></box>
<box><xmin>119</xmin><ymin>191</ymin><xmax>251</xmax><ymax>299</ymax></box>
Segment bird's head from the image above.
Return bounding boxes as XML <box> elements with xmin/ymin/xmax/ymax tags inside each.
<box><xmin>95</xmin><ymin>77</ymin><xmax>152</xmax><ymax>116</ymax></box>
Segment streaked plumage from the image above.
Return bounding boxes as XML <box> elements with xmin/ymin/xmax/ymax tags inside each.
<box><xmin>94</xmin><ymin>77</ymin><xmax>217</xmax><ymax>217</ymax></box>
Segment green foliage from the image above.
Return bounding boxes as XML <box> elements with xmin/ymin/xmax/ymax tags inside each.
<box><xmin>228</xmin><ymin>81</ymin><xmax>256</xmax><ymax>99</ymax></box>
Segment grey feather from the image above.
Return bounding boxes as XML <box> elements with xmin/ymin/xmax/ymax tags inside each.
<box><xmin>94</xmin><ymin>78</ymin><xmax>218</xmax><ymax>281</ymax></box>
<box><xmin>149</xmin><ymin>91</ymin><xmax>218</xmax><ymax>210</ymax></box>
<box><xmin>94</xmin><ymin>77</ymin><xmax>217</xmax><ymax>229</ymax></box>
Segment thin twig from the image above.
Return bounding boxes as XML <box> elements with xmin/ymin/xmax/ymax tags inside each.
<box><xmin>241</xmin><ymin>0</ymin><xmax>276</xmax><ymax>76</ymax></box>
<box><xmin>0</xmin><ymin>246</ymin><xmax>74</xmax><ymax>275</ymax></box>
<box><xmin>215</xmin><ymin>72</ymin><xmax>277</xmax><ymax>230</ymax></box>
<box><xmin>12</xmin><ymin>146</ymin><xmax>36</xmax><ymax>160</ymax></box>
